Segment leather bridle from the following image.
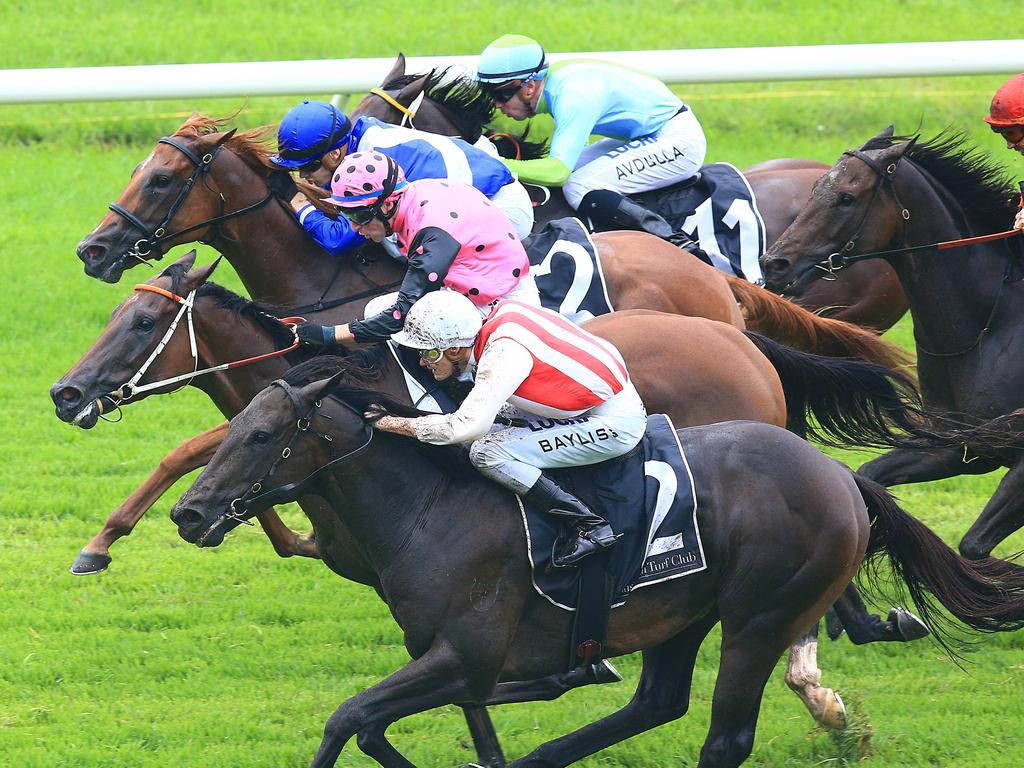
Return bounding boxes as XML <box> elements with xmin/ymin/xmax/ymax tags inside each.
<box><xmin>108</xmin><ymin>136</ymin><xmax>274</xmax><ymax>266</ymax></box>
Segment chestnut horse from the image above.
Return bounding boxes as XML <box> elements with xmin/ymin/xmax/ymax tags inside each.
<box><xmin>167</xmin><ymin>358</ymin><xmax>1024</xmax><ymax>768</ymax></box>
<box><xmin>355</xmin><ymin>54</ymin><xmax>907</xmax><ymax>331</ymax></box>
<box><xmin>761</xmin><ymin>128</ymin><xmax>1024</xmax><ymax>561</ymax></box>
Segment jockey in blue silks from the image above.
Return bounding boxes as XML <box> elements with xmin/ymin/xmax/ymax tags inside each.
<box><xmin>475</xmin><ymin>34</ymin><xmax>706</xmax><ymax>249</ymax></box>
<box><xmin>270</xmin><ymin>100</ymin><xmax>534</xmax><ymax>255</ymax></box>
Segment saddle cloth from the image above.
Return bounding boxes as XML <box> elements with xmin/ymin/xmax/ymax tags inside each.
<box><xmin>518</xmin><ymin>413</ymin><xmax>707</xmax><ymax>611</ymax></box>
<box><xmin>524</xmin><ymin>217</ymin><xmax>614</xmax><ymax>322</ymax></box>
<box><xmin>633</xmin><ymin>162</ymin><xmax>767</xmax><ymax>283</ymax></box>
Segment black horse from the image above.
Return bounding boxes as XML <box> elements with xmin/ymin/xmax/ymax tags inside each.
<box><xmin>169</xmin><ymin>359</ymin><xmax>1024</xmax><ymax>768</ymax></box>
<box><xmin>761</xmin><ymin>128</ymin><xmax>1024</xmax><ymax>560</ymax></box>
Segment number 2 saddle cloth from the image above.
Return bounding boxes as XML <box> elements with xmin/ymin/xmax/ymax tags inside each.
<box><xmin>519</xmin><ymin>413</ymin><xmax>706</xmax><ymax>612</ymax></box>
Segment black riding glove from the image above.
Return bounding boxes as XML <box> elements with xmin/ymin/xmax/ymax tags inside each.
<box><xmin>296</xmin><ymin>322</ymin><xmax>337</xmax><ymax>348</ymax></box>
<box><xmin>267</xmin><ymin>170</ymin><xmax>299</xmax><ymax>200</ymax></box>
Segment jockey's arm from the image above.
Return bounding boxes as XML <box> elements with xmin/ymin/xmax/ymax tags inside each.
<box><xmin>292</xmin><ymin>197</ymin><xmax>367</xmax><ymax>255</ymax></box>
<box><xmin>502</xmin><ymin>92</ymin><xmax>601</xmax><ymax>187</ymax></box>
<box><xmin>377</xmin><ymin>340</ymin><xmax>533</xmax><ymax>442</ymax></box>
<box><xmin>346</xmin><ymin>227</ymin><xmax>462</xmax><ymax>344</ymax></box>
<box><xmin>502</xmin><ymin>155</ymin><xmax>572</xmax><ymax>187</ymax></box>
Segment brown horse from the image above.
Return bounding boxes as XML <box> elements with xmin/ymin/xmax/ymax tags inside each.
<box><xmin>167</xmin><ymin>359</ymin><xmax>1024</xmax><ymax>768</ymax></box>
<box><xmin>356</xmin><ymin>54</ymin><xmax>908</xmax><ymax>332</ymax></box>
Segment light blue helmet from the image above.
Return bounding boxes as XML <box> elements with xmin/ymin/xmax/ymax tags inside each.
<box><xmin>476</xmin><ymin>34</ymin><xmax>550</xmax><ymax>84</ymax></box>
<box><xmin>270</xmin><ymin>100</ymin><xmax>352</xmax><ymax>169</ymax></box>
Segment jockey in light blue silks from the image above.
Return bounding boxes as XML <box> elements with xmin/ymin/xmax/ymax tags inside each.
<box><xmin>475</xmin><ymin>34</ymin><xmax>707</xmax><ymax>249</ymax></box>
<box><xmin>270</xmin><ymin>100</ymin><xmax>534</xmax><ymax>255</ymax></box>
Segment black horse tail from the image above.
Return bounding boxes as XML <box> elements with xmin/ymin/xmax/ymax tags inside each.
<box><xmin>742</xmin><ymin>330</ymin><xmax>930</xmax><ymax>449</ymax></box>
<box><xmin>855</xmin><ymin>472</ymin><xmax>1024</xmax><ymax>652</ymax></box>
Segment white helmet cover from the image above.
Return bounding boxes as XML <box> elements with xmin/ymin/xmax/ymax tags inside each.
<box><xmin>391</xmin><ymin>291</ymin><xmax>483</xmax><ymax>350</ymax></box>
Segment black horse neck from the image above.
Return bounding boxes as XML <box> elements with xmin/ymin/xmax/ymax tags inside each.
<box><xmin>211</xmin><ymin>155</ymin><xmax>405</xmax><ymax>323</ymax></box>
<box><xmin>888</xmin><ymin>160</ymin><xmax>1014</xmax><ymax>357</ymax></box>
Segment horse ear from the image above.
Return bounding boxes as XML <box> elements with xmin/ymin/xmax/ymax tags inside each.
<box><xmin>860</xmin><ymin>126</ymin><xmax>896</xmax><ymax>151</ymax></box>
<box><xmin>383</xmin><ymin>53</ymin><xmax>406</xmax><ymax>84</ymax></box>
<box><xmin>160</xmin><ymin>249</ymin><xmax>198</xmax><ymax>276</ymax></box>
<box><xmin>210</xmin><ymin>128</ymin><xmax>237</xmax><ymax>148</ymax></box>
<box><xmin>297</xmin><ymin>369</ymin><xmax>348</xmax><ymax>404</ymax></box>
<box><xmin>181</xmin><ymin>255</ymin><xmax>223</xmax><ymax>292</ymax></box>
<box><xmin>395</xmin><ymin>72</ymin><xmax>431</xmax><ymax>108</ymax></box>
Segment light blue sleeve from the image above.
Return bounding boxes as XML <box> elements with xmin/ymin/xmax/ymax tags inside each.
<box><xmin>547</xmin><ymin>92</ymin><xmax>606</xmax><ymax>170</ymax></box>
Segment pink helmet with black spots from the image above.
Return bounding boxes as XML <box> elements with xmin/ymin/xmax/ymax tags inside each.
<box><xmin>325</xmin><ymin>151</ymin><xmax>408</xmax><ymax>209</ymax></box>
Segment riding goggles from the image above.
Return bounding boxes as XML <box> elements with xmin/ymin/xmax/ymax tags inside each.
<box><xmin>482</xmin><ymin>80</ymin><xmax>525</xmax><ymax>105</ymax></box>
<box><xmin>991</xmin><ymin>124</ymin><xmax>1024</xmax><ymax>144</ymax></box>
<box><xmin>419</xmin><ymin>348</ymin><xmax>444</xmax><ymax>363</ymax></box>
<box><xmin>297</xmin><ymin>157</ymin><xmax>323</xmax><ymax>174</ymax></box>
<box><xmin>339</xmin><ymin>205</ymin><xmax>379</xmax><ymax>225</ymax></box>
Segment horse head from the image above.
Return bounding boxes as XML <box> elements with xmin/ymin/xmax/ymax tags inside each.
<box><xmin>170</xmin><ymin>367</ymin><xmax>362</xmax><ymax>547</ymax></box>
<box><xmin>76</xmin><ymin>115</ymin><xmax>280</xmax><ymax>284</ymax></box>
<box><xmin>50</xmin><ymin>250</ymin><xmax>222</xmax><ymax>428</ymax></box>
<box><xmin>761</xmin><ymin>128</ymin><xmax>917</xmax><ymax>295</ymax></box>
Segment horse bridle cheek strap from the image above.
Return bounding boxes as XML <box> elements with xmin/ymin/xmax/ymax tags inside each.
<box><xmin>108</xmin><ymin>136</ymin><xmax>274</xmax><ymax>263</ymax></box>
<box><xmin>223</xmin><ymin>381</ymin><xmax>374</xmax><ymax>525</ymax></box>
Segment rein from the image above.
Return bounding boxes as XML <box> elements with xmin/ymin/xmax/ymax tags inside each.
<box><xmin>369</xmin><ymin>87</ymin><xmax>425</xmax><ymax>128</ymax></box>
<box><xmin>799</xmin><ymin>160</ymin><xmax>1022</xmax><ymax>284</ymax></box>
<box><xmin>108</xmin><ymin>136</ymin><xmax>274</xmax><ymax>265</ymax></box>
<box><xmin>207</xmin><ymin>380</ymin><xmax>374</xmax><ymax>536</ymax></box>
<box><xmin>100</xmin><ymin>284</ymin><xmax>302</xmax><ymax>413</ymax></box>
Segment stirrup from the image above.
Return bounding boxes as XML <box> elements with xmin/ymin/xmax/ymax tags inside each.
<box><xmin>553</xmin><ymin>525</ymin><xmax>621</xmax><ymax>568</ymax></box>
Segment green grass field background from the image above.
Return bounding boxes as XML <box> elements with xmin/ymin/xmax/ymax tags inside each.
<box><xmin>2</xmin><ymin>3</ymin><xmax>1024</xmax><ymax>766</ymax></box>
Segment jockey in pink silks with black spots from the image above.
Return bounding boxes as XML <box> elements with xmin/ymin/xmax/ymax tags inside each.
<box><xmin>295</xmin><ymin>151</ymin><xmax>540</xmax><ymax>348</ymax></box>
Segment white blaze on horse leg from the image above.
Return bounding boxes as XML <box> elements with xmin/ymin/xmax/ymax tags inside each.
<box><xmin>783</xmin><ymin>631</ymin><xmax>847</xmax><ymax>731</ymax></box>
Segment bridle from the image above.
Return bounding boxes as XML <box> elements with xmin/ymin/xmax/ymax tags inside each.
<box><xmin>108</xmin><ymin>136</ymin><xmax>275</xmax><ymax>266</ymax></box>
<box><xmin>368</xmin><ymin>87</ymin><xmax>424</xmax><ymax>128</ymax></box>
<box><xmin>798</xmin><ymin>149</ymin><xmax>912</xmax><ymax>285</ymax></box>
<box><xmin>200</xmin><ymin>379</ymin><xmax>374</xmax><ymax>542</ymax></box>
<box><xmin>99</xmin><ymin>283</ymin><xmax>303</xmax><ymax>416</ymax></box>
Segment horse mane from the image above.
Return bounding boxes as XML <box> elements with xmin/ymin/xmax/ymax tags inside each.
<box><xmin>281</xmin><ymin>355</ymin><xmax>477</xmax><ymax>478</ymax></box>
<box><xmin>384</xmin><ymin>68</ymin><xmax>496</xmax><ymax>143</ymax></box>
<box><xmin>866</xmin><ymin>129</ymin><xmax>1020</xmax><ymax>232</ymax></box>
<box><xmin>173</xmin><ymin>113</ymin><xmax>276</xmax><ymax>175</ymax></box>
<box><xmin>158</xmin><ymin>261</ymin><xmax>295</xmax><ymax>347</ymax></box>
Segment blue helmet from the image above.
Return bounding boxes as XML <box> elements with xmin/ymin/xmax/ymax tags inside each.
<box><xmin>270</xmin><ymin>100</ymin><xmax>352</xmax><ymax>169</ymax></box>
<box><xmin>476</xmin><ymin>34</ymin><xmax>549</xmax><ymax>84</ymax></box>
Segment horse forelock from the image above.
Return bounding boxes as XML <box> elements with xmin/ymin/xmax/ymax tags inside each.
<box><xmin>171</xmin><ymin>113</ymin><xmax>275</xmax><ymax>174</ymax></box>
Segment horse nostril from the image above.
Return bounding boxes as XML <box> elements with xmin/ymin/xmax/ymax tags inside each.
<box><xmin>171</xmin><ymin>507</ymin><xmax>204</xmax><ymax>527</ymax></box>
<box><xmin>52</xmin><ymin>386</ymin><xmax>83</xmax><ymax>408</ymax></box>
<box><xmin>77</xmin><ymin>242</ymin><xmax>106</xmax><ymax>264</ymax></box>
<box><xmin>765</xmin><ymin>257</ymin><xmax>791</xmax><ymax>274</ymax></box>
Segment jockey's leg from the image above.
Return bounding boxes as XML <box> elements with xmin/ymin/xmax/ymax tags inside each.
<box><xmin>467</xmin><ymin>384</ymin><xmax>647</xmax><ymax>567</ymax></box>
<box><xmin>490</xmin><ymin>180</ymin><xmax>535</xmax><ymax>239</ymax></box>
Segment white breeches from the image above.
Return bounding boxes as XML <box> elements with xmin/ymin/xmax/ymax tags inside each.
<box><xmin>467</xmin><ymin>382</ymin><xmax>647</xmax><ymax>494</ymax></box>
<box><xmin>562</xmin><ymin>109</ymin><xmax>708</xmax><ymax>209</ymax></box>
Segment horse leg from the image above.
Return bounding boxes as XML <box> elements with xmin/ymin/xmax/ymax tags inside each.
<box><xmin>858</xmin><ymin>445</ymin><xmax>1000</xmax><ymax>488</ymax></box>
<box><xmin>959</xmin><ymin>458</ymin><xmax>1024</xmax><ymax>560</ymax></box>
<box><xmin>480</xmin><ymin>660</ymin><xmax>622</xmax><ymax>706</ymax></box>
<box><xmin>460</xmin><ymin>706</ymin><xmax>505</xmax><ymax>768</ymax></box>
<box><xmin>312</xmin><ymin>643</ymin><xmax>489</xmax><ymax>768</ymax></box>
<box><xmin>72</xmin><ymin>422</ymin><xmax>318</xmax><ymax>574</ymax></box>
<box><xmin>783</xmin><ymin>625</ymin><xmax>847</xmax><ymax>730</ymax></box>
<box><xmin>828</xmin><ymin>583</ymin><xmax>928</xmax><ymax>643</ymax></box>
<box><xmin>507</xmin><ymin>614</ymin><xmax>720</xmax><ymax>768</ymax></box>
<box><xmin>71</xmin><ymin>423</ymin><xmax>230</xmax><ymax>574</ymax></box>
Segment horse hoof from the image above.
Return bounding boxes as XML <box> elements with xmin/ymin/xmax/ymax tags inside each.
<box><xmin>821</xmin><ymin>689</ymin><xmax>847</xmax><ymax>731</ymax></box>
<box><xmin>589</xmin><ymin>659</ymin><xmax>623</xmax><ymax>684</ymax></box>
<box><xmin>70</xmin><ymin>550</ymin><xmax>112</xmax><ymax>575</ymax></box>
<box><xmin>889</xmin><ymin>607</ymin><xmax>929</xmax><ymax>641</ymax></box>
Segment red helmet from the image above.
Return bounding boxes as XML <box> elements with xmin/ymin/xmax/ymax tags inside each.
<box><xmin>984</xmin><ymin>74</ymin><xmax>1024</xmax><ymax>128</ymax></box>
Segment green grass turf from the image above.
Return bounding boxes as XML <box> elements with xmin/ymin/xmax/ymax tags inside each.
<box><xmin>2</xmin><ymin>2</ymin><xmax>1024</xmax><ymax>765</ymax></box>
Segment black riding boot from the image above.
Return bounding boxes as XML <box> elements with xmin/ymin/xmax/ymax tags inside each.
<box><xmin>523</xmin><ymin>475</ymin><xmax>621</xmax><ymax>568</ymax></box>
<box><xmin>577</xmin><ymin>189</ymin><xmax>706</xmax><ymax>257</ymax></box>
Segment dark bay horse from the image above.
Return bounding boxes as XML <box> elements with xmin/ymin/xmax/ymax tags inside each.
<box><xmin>760</xmin><ymin>128</ymin><xmax>1024</xmax><ymax>560</ymax></box>
<box><xmin>357</xmin><ymin>54</ymin><xmax>907</xmax><ymax>332</ymax></box>
<box><xmin>53</xmin><ymin>253</ymin><xmax>953</xmax><ymax>729</ymax></box>
<box><xmin>167</xmin><ymin>360</ymin><xmax>1024</xmax><ymax>768</ymax></box>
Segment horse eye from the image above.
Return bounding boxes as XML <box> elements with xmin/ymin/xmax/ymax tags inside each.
<box><xmin>135</xmin><ymin>315</ymin><xmax>155</xmax><ymax>331</ymax></box>
<box><xmin>253</xmin><ymin>431</ymin><xmax>273</xmax><ymax>444</ymax></box>
<box><xmin>151</xmin><ymin>174</ymin><xmax>171</xmax><ymax>188</ymax></box>
<box><xmin>837</xmin><ymin>192</ymin><xmax>856</xmax><ymax>207</ymax></box>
